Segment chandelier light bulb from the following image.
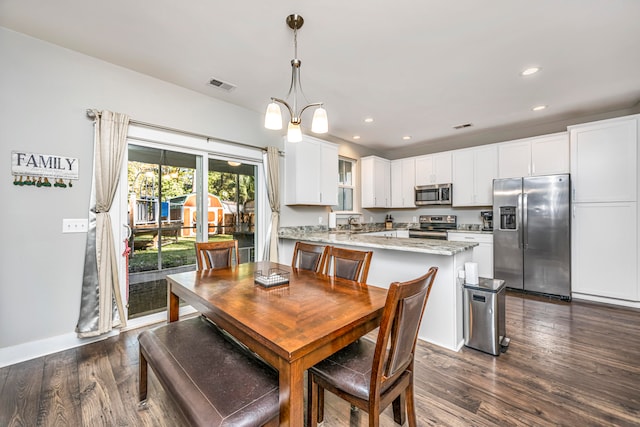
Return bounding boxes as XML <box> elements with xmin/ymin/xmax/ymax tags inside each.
<box><xmin>287</xmin><ymin>122</ymin><xmax>302</xmax><ymax>142</ymax></box>
<box><xmin>311</xmin><ymin>107</ymin><xmax>328</xmax><ymax>134</ymax></box>
<box><xmin>264</xmin><ymin>102</ymin><xmax>283</xmax><ymax>130</ymax></box>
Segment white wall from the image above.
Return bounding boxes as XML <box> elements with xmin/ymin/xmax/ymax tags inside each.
<box><xmin>0</xmin><ymin>27</ymin><xmax>282</xmax><ymax>359</ymax></box>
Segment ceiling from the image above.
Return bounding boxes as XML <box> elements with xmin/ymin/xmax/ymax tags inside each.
<box><xmin>2</xmin><ymin>0</ymin><xmax>640</xmax><ymax>153</ymax></box>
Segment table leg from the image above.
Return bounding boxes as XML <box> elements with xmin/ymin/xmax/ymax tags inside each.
<box><xmin>277</xmin><ymin>359</ymin><xmax>305</xmax><ymax>427</ymax></box>
<box><xmin>167</xmin><ymin>282</ymin><xmax>179</xmax><ymax>323</ymax></box>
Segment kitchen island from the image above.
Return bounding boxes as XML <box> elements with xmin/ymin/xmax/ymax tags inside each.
<box><xmin>279</xmin><ymin>230</ymin><xmax>477</xmax><ymax>351</ymax></box>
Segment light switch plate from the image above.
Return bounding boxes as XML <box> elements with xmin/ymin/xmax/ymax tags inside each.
<box><xmin>63</xmin><ymin>218</ymin><xmax>88</xmax><ymax>233</ymax></box>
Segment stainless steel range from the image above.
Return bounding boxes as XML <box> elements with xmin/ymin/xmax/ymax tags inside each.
<box><xmin>409</xmin><ymin>215</ymin><xmax>457</xmax><ymax>240</ymax></box>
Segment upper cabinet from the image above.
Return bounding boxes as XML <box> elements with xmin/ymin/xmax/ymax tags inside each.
<box><xmin>391</xmin><ymin>158</ymin><xmax>416</xmax><ymax>208</ymax></box>
<box><xmin>452</xmin><ymin>144</ymin><xmax>498</xmax><ymax>206</ymax></box>
<box><xmin>498</xmin><ymin>132</ymin><xmax>569</xmax><ymax>178</ymax></box>
<box><xmin>415</xmin><ymin>152</ymin><xmax>452</xmax><ymax>185</ymax></box>
<box><xmin>361</xmin><ymin>156</ymin><xmax>391</xmax><ymax>208</ymax></box>
<box><xmin>285</xmin><ymin>136</ymin><xmax>338</xmax><ymax>206</ymax></box>
<box><xmin>569</xmin><ymin>116</ymin><xmax>638</xmax><ymax>203</ymax></box>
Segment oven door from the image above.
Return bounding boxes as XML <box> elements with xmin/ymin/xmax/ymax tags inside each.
<box><xmin>408</xmin><ymin>229</ymin><xmax>448</xmax><ymax>240</ymax></box>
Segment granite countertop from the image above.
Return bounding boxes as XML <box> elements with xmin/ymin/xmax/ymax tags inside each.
<box><xmin>279</xmin><ymin>230</ymin><xmax>477</xmax><ymax>256</ymax></box>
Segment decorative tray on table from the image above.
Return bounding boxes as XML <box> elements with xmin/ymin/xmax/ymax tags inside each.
<box><xmin>254</xmin><ymin>269</ymin><xmax>290</xmax><ymax>288</ymax></box>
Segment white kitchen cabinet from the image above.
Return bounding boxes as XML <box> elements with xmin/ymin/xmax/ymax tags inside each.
<box><xmin>452</xmin><ymin>144</ymin><xmax>497</xmax><ymax>206</ymax></box>
<box><xmin>361</xmin><ymin>156</ymin><xmax>390</xmax><ymax>208</ymax></box>
<box><xmin>415</xmin><ymin>152</ymin><xmax>452</xmax><ymax>185</ymax></box>
<box><xmin>572</xmin><ymin>202</ymin><xmax>638</xmax><ymax>301</ymax></box>
<box><xmin>498</xmin><ymin>132</ymin><xmax>569</xmax><ymax>179</ymax></box>
<box><xmin>570</xmin><ymin>116</ymin><xmax>638</xmax><ymax>203</ymax></box>
<box><xmin>391</xmin><ymin>158</ymin><xmax>416</xmax><ymax>208</ymax></box>
<box><xmin>285</xmin><ymin>136</ymin><xmax>338</xmax><ymax>206</ymax></box>
<box><xmin>447</xmin><ymin>232</ymin><xmax>494</xmax><ymax>278</ymax></box>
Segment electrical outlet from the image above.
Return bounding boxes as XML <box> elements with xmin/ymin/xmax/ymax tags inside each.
<box><xmin>62</xmin><ymin>218</ymin><xmax>88</xmax><ymax>233</ymax></box>
<box><xmin>369</xmin><ymin>216</ymin><xmax>373</xmax><ymax>223</ymax></box>
<box><xmin>412</xmin><ymin>216</ymin><xmax>417</xmax><ymax>223</ymax></box>
<box><xmin>318</xmin><ymin>216</ymin><xmax>323</xmax><ymax>224</ymax></box>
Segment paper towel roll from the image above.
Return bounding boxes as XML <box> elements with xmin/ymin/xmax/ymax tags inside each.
<box><xmin>328</xmin><ymin>212</ymin><xmax>337</xmax><ymax>229</ymax></box>
<box><xmin>465</xmin><ymin>262</ymin><xmax>479</xmax><ymax>285</ymax></box>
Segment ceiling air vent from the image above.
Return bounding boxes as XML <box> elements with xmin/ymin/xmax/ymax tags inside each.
<box><xmin>453</xmin><ymin>123</ymin><xmax>473</xmax><ymax>130</ymax></box>
<box><xmin>208</xmin><ymin>78</ymin><xmax>236</xmax><ymax>92</ymax></box>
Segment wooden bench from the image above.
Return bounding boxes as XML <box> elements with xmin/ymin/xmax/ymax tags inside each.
<box><xmin>138</xmin><ymin>316</ymin><xmax>279</xmax><ymax>427</ymax></box>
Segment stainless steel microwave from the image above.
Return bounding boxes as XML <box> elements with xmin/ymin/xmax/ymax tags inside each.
<box><xmin>415</xmin><ymin>183</ymin><xmax>452</xmax><ymax>205</ymax></box>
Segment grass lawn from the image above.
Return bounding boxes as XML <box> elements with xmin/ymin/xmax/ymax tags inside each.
<box><xmin>129</xmin><ymin>235</ymin><xmax>233</xmax><ymax>272</ymax></box>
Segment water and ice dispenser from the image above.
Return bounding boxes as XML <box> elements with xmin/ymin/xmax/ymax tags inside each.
<box><xmin>499</xmin><ymin>206</ymin><xmax>517</xmax><ymax>230</ymax></box>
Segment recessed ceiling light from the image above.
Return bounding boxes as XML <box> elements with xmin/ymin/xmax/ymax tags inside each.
<box><xmin>364</xmin><ymin>117</ymin><xmax>374</xmax><ymax>123</ymax></box>
<box><xmin>402</xmin><ymin>136</ymin><xmax>412</xmax><ymax>141</ymax></box>
<box><xmin>521</xmin><ymin>67</ymin><xmax>541</xmax><ymax>76</ymax></box>
<box><xmin>532</xmin><ymin>105</ymin><xmax>547</xmax><ymax>111</ymax></box>
<box><xmin>352</xmin><ymin>135</ymin><xmax>361</xmax><ymax>140</ymax></box>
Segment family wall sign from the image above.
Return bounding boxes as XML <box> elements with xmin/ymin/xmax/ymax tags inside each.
<box><xmin>11</xmin><ymin>150</ymin><xmax>79</xmax><ymax>188</ymax></box>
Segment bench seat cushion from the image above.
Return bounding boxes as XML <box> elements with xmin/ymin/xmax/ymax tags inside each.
<box><xmin>139</xmin><ymin>316</ymin><xmax>278</xmax><ymax>427</ymax></box>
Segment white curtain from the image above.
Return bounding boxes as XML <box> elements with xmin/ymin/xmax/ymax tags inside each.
<box><xmin>263</xmin><ymin>146</ymin><xmax>280</xmax><ymax>262</ymax></box>
<box><xmin>76</xmin><ymin>110</ymin><xmax>130</xmax><ymax>338</ymax></box>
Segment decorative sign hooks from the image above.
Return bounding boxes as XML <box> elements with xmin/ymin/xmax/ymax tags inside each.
<box><xmin>11</xmin><ymin>151</ymin><xmax>79</xmax><ymax>189</ymax></box>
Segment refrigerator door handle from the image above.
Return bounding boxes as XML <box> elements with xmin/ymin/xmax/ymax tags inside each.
<box><xmin>517</xmin><ymin>193</ymin><xmax>523</xmax><ymax>249</ymax></box>
<box><xmin>522</xmin><ymin>193</ymin><xmax>528</xmax><ymax>249</ymax></box>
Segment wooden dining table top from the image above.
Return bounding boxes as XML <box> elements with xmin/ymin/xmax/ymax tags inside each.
<box><xmin>166</xmin><ymin>261</ymin><xmax>388</xmax><ymax>426</ymax></box>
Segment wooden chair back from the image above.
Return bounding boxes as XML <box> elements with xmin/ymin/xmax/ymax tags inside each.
<box><xmin>323</xmin><ymin>246</ymin><xmax>373</xmax><ymax>283</ymax></box>
<box><xmin>291</xmin><ymin>242</ymin><xmax>329</xmax><ymax>273</ymax></box>
<box><xmin>195</xmin><ymin>240</ymin><xmax>239</xmax><ymax>270</ymax></box>
<box><xmin>372</xmin><ymin>266</ymin><xmax>438</xmax><ymax>395</ymax></box>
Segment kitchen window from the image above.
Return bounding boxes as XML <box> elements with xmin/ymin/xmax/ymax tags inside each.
<box><xmin>337</xmin><ymin>157</ymin><xmax>355</xmax><ymax>212</ymax></box>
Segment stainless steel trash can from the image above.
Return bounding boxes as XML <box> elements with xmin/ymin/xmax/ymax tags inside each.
<box><xmin>463</xmin><ymin>278</ymin><xmax>509</xmax><ymax>355</ymax></box>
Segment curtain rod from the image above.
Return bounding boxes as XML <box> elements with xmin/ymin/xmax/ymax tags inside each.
<box><xmin>86</xmin><ymin>109</ymin><xmax>282</xmax><ymax>154</ymax></box>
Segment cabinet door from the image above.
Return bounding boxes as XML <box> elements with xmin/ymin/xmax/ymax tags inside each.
<box><xmin>452</xmin><ymin>149</ymin><xmax>475</xmax><ymax>206</ymax></box>
<box><xmin>285</xmin><ymin>138</ymin><xmax>321</xmax><ymax>204</ymax></box>
<box><xmin>432</xmin><ymin>152</ymin><xmax>452</xmax><ymax>183</ymax></box>
<box><xmin>320</xmin><ymin>143</ymin><xmax>338</xmax><ymax>206</ymax></box>
<box><xmin>474</xmin><ymin>145</ymin><xmax>498</xmax><ymax>205</ymax></box>
<box><xmin>452</xmin><ymin>145</ymin><xmax>497</xmax><ymax>207</ymax></box>
<box><xmin>391</xmin><ymin>158</ymin><xmax>415</xmax><ymax>207</ymax></box>
<box><xmin>570</xmin><ymin>117</ymin><xmax>638</xmax><ymax>203</ymax></box>
<box><xmin>415</xmin><ymin>153</ymin><xmax>452</xmax><ymax>185</ymax></box>
<box><xmin>447</xmin><ymin>232</ymin><xmax>494</xmax><ymax>278</ymax></box>
<box><xmin>285</xmin><ymin>136</ymin><xmax>338</xmax><ymax>205</ymax></box>
<box><xmin>415</xmin><ymin>155</ymin><xmax>434</xmax><ymax>185</ymax></box>
<box><xmin>362</xmin><ymin>156</ymin><xmax>390</xmax><ymax>208</ymax></box>
<box><xmin>531</xmin><ymin>133</ymin><xmax>569</xmax><ymax>176</ymax></box>
<box><xmin>498</xmin><ymin>139</ymin><xmax>531</xmax><ymax>178</ymax></box>
<box><xmin>572</xmin><ymin>202</ymin><xmax>638</xmax><ymax>301</ymax></box>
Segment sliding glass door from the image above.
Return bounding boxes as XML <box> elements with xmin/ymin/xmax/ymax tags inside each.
<box><xmin>126</xmin><ymin>145</ymin><xmax>200</xmax><ymax>318</ymax></box>
<box><xmin>124</xmin><ymin>143</ymin><xmax>260</xmax><ymax>319</ymax></box>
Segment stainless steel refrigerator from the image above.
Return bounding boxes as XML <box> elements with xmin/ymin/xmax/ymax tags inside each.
<box><xmin>493</xmin><ymin>174</ymin><xmax>571</xmax><ymax>299</ymax></box>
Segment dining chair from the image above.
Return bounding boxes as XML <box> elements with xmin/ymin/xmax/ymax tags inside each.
<box><xmin>307</xmin><ymin>266</ymin><xmax>438</xmax><ymax>427</ymax></box>
<box><xmin>195</xmin><ymin>240</ymin><xmax>239</xmax><ymax>270</ymax></box>
<box><xmin>291</xmin><ymin>241</ymin><xmax>329</xmax><ymax>273</ymax></box>
<box><xmin>323</xmin><ymin>246</ymin><xmax>373</xmax><ymax>282</ymax></box>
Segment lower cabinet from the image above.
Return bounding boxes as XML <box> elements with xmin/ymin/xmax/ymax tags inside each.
<box><xmin>447</xmin><ymin>232</ymin><xmax>494</xmax><ymax>278</ymax></box>
<box><xmin>572</xmin><ymin>202</ymin><xmax>639</xmax><ymax>302</ymax></box>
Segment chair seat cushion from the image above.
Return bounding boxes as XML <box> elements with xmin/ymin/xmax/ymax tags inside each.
<box><xmin>139</xmin><ymin>316</ymin><xmax>278</xmax><ymax>427</ymax></box>
<box><xmin>310</xmin><ymin>337</ymin><xmax>396</xmax><ymax>401</ymax></box>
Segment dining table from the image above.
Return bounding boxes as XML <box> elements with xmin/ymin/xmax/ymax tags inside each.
<box><xmin>166</xmin><ymin>261</ymin><xmax>388</xmax><ymax>427</ymax></box>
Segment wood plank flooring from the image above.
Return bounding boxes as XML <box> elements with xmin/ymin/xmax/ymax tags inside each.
<box><xmin>1</xmin><ymin>292</ymin><xmax>639</xmax><ymax>426</ymax></box>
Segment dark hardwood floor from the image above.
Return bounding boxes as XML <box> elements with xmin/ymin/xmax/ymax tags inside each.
<box><xmin>1</xmin><ymin>291</ymin><xmax>639</xmax><ymax>426</ymax></box>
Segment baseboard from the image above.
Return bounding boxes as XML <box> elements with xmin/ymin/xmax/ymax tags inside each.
<box><xmin>572</xmin><ymin>293</ymin><xmax>640</xmax><ymax>309</ymax></box>
<box><xmin>0</xmin><ymin>306</ymin><xmax>197</xmax><ymax>368</ymax></box>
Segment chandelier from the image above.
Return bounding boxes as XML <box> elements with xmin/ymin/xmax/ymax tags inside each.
<box><xmin>264</xmin><ymin>14</ymin><xmax>328</xmax><ymax>142</ymax></box>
